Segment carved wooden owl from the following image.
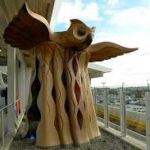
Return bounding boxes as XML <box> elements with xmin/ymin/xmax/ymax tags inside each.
<box><xmin>50</xmin><ymin>19</ymin><xmax>95</xmax><ymax>51</ymax></box>
<box><xmin>3</xmin><ymin>2</ymin><xmax>137</xmax><ymax>148</ymax></box>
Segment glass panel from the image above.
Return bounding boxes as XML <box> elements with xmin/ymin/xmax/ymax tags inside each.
<box><xmin>125</xmin><ymin>86</ymin><xmax>146</xmax><ymax>136</ymax></box>
<box><xmin>2</xmin><ymin>73</ymin><xmax>7</xmax><ymax>84</ymax></box>
<box><xmin>108</xmin><ymin>88</ymin><xmax>120</xmax><ymax>126</ymax></box>
<box><xmin>95</xmin><ymin>88</ymin><xmax>104</xmax><ymax>119</ymax></box>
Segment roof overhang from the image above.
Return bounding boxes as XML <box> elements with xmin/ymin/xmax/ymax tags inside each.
<box><xmin>88</xmin><ymin>63</ymin><xmax>111</xmax><ymax>78</ymax></box>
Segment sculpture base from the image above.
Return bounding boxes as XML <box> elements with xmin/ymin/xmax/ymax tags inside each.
<box><xmin>11</xmin><ymin>129</ymin><xmax>137</xmax><ymax>150</ymax></box>
<box><xmin>36</xmin><ymin>136</ymin><xmax>101</xmax><ymax>149</ymax></box>
<box><xmin>12</xmin><ymin>136</ymin><xmax>101</xmax><ymax>149</ymax></box>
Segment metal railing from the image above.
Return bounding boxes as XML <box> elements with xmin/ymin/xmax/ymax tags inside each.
<box><xmin>94</xmin><ymin>87</ymin><xmax>150</xmax><ymax>150</ymax></box>
<box><xmin>0</xmin><ymin>99</ymin><xmax>21</xmax><ymax>146</ymax></box>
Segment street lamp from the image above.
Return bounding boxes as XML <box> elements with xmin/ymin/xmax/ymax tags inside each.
<box><xmin>101</xmin><ymin>82</ymin><xmax>106</xmax><ymax>88</ymax></box>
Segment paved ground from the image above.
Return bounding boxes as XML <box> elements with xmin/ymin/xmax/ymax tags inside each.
<box><xmin>9</xmin><ymin>129</ymin><xmax>140</xmax><ymax>150</ymax></box>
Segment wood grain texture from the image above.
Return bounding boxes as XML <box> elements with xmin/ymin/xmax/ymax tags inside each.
<box><xmin>87</xmin><ymin>42</ymin><xmax>137</xmax><ymax>62</ymax></box>
<box><xmin>3</xmin><ymin>2</ymin><xmax>137</xmax><ymax>148</ymax></box>
<box><xmin>53</xmin><ymin>44</ymin><xmax>73</xmax><ymax>145</ymax></box>
<box><xmin>79</xmin><ymin>51</ymin><xmax>100</xmax><ymax>139</ymax></box>
<box><xmin>3</xmin><ymin>2</ymin><xmax>50</xmax><ymax>50</ymax></box>
<box><xmin>65</xmin><ymin>51</ymin><xmax>89</xmax><ymax>145</ymax></box>
<box><xmin>27</xmin><ymin>42</ymin><xmax>101</xmax><ymax>147</ymax></box>
<box><xmin>36</xmin><ymin>42</ymin><xmax>60</xmax><ymax>147</ymax></box>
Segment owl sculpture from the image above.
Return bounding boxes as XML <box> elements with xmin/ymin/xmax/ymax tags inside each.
<box><xmin>3</xmin><ymin>2</ymin><xmax>137</xmax><ymax>148</ymax></box>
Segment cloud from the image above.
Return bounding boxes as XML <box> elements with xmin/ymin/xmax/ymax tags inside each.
<box><xmin>91</xmin><ymin>71</ymin><xmax>149</xmax><ymax>87</ymax></box>
<box><xmin>110</xmin><ymin>6</ymin><xmax>150</xmax><ymax>29</ymax></box>
<box><xmin>107</xmin><ymin>0</ymin><xmax>120</xmax><ymax>6</ymax></box>
<box><xmin>92</xmin><ymin>29</ymin><xmax>150</xmax><ymax>87</ymax></box>
<box><xmin>54</xmin><ymin>0</ymin><xmax>101</xmax><ymax>26</ymax></box>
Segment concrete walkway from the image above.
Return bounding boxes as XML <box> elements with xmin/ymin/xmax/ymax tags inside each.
<box><xmin>9</xmin><ymin>129</ymin><xmax>139</xmax><ymax>150</ymax></box>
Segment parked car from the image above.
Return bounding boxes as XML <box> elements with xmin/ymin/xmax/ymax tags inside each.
<box><xmin>0</xmin><ymin>71</ymin><xmax>7</xmax><ymax>108</ymax></box>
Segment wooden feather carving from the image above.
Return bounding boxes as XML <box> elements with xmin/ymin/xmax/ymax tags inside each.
<box><xmin>3</xmin><ymin>2</ymin><xmax>50</xmax><ymax>50</ymax></box>
<box><xmin>87</xmin><ymin>42</ymin><xmax>138</xmax><ymax>62</ymax></box>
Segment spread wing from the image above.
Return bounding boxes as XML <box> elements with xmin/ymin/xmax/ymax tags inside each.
<box><xmin>87</xmin><ymin>42</ymin><xmax>137</xmax><ymax>62</ymax></box>
<box><xmin>3</xmin><ymin>2</ymin><xmax>51</xmax><ymax>50</ymax></box>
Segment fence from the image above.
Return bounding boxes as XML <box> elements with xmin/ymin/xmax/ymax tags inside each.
<box><xmin>94</xmin><ymin>87</ymin><xmax>150</xmax><ymax>150</ymax></box>
<box><xmin>0</xmin><ymin>98</ymin><xmax>22</xmax><ymax>146</ymax></box>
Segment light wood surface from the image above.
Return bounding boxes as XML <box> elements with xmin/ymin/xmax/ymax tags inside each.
<box><xmin>3</xmin><ymin>2</ymin><xmax>137</xmax><ymax>148</ymax></box>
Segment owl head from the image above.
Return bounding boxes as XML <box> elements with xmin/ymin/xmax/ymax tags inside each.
<box><xmin>70</xmin><ymin>19</ymin><xmax>94</xmax><ymax>42</ymax></box>
<box><xmin>51</xmin><ymin>19</ymin><xmax>95</xmax><ymax>52</ymax></box>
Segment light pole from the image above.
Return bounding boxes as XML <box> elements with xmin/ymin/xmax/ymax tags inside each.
<box><xmin>147</xmin><ymin>79</ymin><xmax>149</xmax><ymax>91</ymax></box>
<box><xmin>101</xmin><ymin>82</ymin><xmax>106</xmax><ymax>88</ymax></box>
<box><xmin>120</xmin><ymin>82</ymin><xmax>126</xmax><ymax>137</ymax></box>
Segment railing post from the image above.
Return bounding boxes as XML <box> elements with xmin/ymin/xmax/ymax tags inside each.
<box><xmin>103</xmin><ymin>88</ymin><xmax>109</xmax><ymax>128</ymax></box>
<box><xmin>91</xmin><ymin>87</ymin><xmax>96</xmax><ymax>109</ymax></box>
<box><xmin>120</xmin><ymin>87</ymin><xmax>126</xmax><ymax>137</ymax></box>
<box><xmin>1</xmin><ymin>110</ymin><xmax>5</xmax><ymax>145</ymax></box>
<box><xmin>94</xmin><ymin>88</ymin><xmax>97</xmax><ymax>109</ymax></box>
<box><xmin>145</xmin><ymin>92</ymin><xmax>150</xmax><ymax>150</ymax></box>
<box><xmin>7</xmin><ymin>47</ymin><xmax>16</xmax><ymax>132</ymax></box>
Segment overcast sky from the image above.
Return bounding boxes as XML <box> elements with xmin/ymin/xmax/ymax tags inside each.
<box><xmin>52</xmin><ymin>0</ymin><xmax>150</xmax><ymax>87</ymax></box>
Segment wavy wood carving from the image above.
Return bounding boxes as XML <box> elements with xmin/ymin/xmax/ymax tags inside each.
<box><xmin>3</xmin><ymin>2</ymin><xmax>137</xmax><ymax>148</ymax></box>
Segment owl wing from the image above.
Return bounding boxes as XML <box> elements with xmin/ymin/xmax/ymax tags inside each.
<box><xmin>3</xmin><ymin>2</ymin><xmax>51</xmax><ymax>50</ymax></box>
<box><xmin>87</xmin><ymin>42</ymin><xmax>137</xmax><ymax>62</ymax></box>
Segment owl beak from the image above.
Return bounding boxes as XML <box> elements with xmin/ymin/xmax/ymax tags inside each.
<box><xmin>86</xmin><ymin>33</ymin><xmax>93</xmax><ymax>45</ymax></box>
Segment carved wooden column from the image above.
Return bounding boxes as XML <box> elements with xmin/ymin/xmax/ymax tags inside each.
<box><xmin>52</xmin><ymin>44</ymin><xmax>73</xmax><ymax>146</ymax></box>
<box><xmin>3</xmin><ymin>2</ymin><xmax>137</xmax><ymax>148</ymax></box>
<box><xmin>65</xmin><ymin>51</ymin><xmax>89</xmax><ymax>145</ymax></box>
<box><xmin>35</xmin><ymin>42</ymin><xmax>60</xmax><ymax>147</ymax></box>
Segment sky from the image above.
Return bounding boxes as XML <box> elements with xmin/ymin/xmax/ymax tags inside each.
<box><xmin>51</xmin><ymin>0</ymin><xmax>150</xmax><ymax>87</ymax></box>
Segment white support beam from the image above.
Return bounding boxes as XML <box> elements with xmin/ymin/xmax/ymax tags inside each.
<box><xmin>7</xmin><ymin>47</ymin><xmax>16</xmax><ymax>132</ymax></box>
<box><xmin>146</xmin><ymin>92</ymin><xmax>150</xmax><ymax>150</ymax></box>
<box><xmin>120</xmin><ymin>88</ymin><xmax>126</xmax><ymax>137</ymax></box>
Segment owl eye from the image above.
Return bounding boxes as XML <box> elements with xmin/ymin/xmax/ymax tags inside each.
<box><xmin>77</xmin><ymin>28</ymin><xmax>86</xmax><ymax>36</ymax></box>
